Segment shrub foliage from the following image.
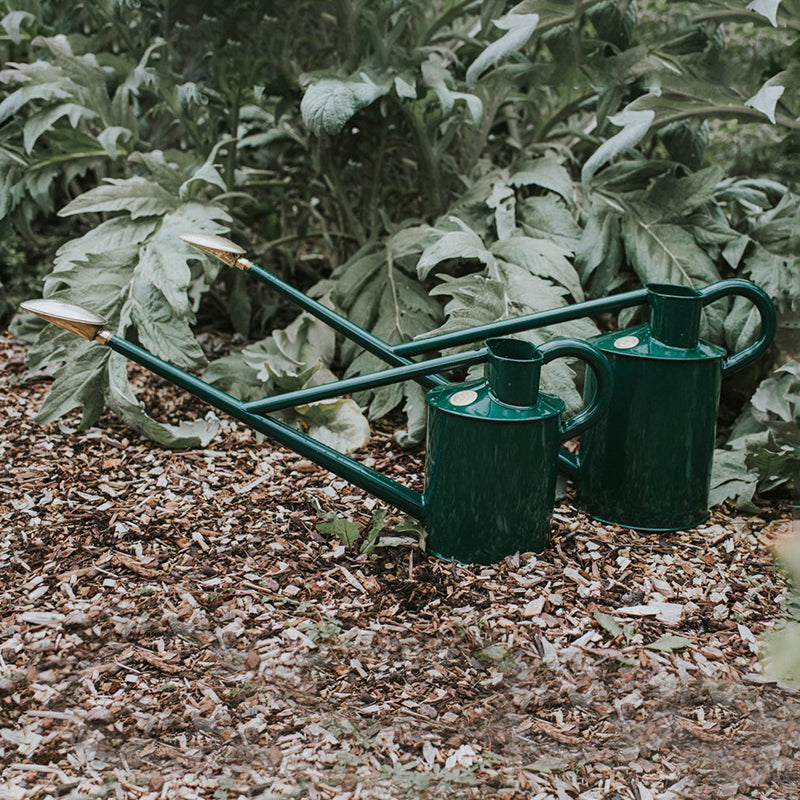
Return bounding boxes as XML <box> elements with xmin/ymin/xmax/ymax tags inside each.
<box><xmin>1</xmin><ymin>0</ymin><xmax>798</xmax><ymax>501</ymax></box>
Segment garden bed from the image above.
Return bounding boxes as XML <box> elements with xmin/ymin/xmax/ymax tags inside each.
<box><xmin>1</xmin><ymin>331</ymin><xmax>797</xmax><ymax>800</ymax></box>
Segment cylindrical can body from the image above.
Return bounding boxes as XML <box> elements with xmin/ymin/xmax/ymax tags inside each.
<box><xmin>423</xmin><ymin>382</ymin><xmax>563</xmax><ymax>564</ymax></box>
<box><xmin>576</xmin><ymin>329</ymin><xmax>724</xmax><ymax>531</ymax></box>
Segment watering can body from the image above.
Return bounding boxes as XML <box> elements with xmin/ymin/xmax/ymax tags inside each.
<box><xmin>424</xmin><ymin>380</ymin><xmax>565</xmax><ymax>563</ymax></box>
<box><xmin>564</xmin><ymin>281</ymin><xmax>777</xmax><ymax>531</ymax></box>
<box><xmin>423</xmin><ymin>337</ymin><xmax>612</xmax><ymax>564</ymax></box>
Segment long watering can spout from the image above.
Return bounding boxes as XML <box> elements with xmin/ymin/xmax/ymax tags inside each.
<box><xmin>18</xmin><ymin>298</ymin><xmax>426</xmax><ymax>520</ymax></box>
<box><xmin>19</xmin><ymin>299</ymin><xmax>111</xmax><ymax>343</ymax></box>
<box><xmin>182</xmin><ymin>231</ymin><xmax>447</xmax><ymax>388</ymax></box>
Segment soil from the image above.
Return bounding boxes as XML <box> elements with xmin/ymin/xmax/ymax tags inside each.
<box><xmin>1</xmin><ymin>331</ymin><xmax>797</xmax><ymax>800</ymax></box>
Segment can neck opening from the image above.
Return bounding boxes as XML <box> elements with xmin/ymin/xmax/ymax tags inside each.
<box><xmin>647</xmin><ymin>283</ymin><xmax>702</xmax><ymax>348</ymax></box>
<box><xmin>485</xmin><ymin>337</ymin><xmax>542</xmax><ymax>406</ymax></box>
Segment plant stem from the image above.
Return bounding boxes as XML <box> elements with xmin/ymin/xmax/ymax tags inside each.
<box><xmin>401</xmin><ymin>102</ymin><xmax>445</xmax><ymax>218</ymax></box>
<box><xmin>225</xmin><ymin>86</ymin><xmax>242</xmax><ymax>199</ymax></box>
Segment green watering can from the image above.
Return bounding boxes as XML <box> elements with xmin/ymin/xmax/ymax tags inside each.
<box><xmin>19</xmin><ymin>298</ymin><xmax>613</xmax><ymax>564</ymax></box>
<box><xmin>559</xmin><ymin>280</ymin><xmax>777</xmax><ymax>531</ymax></box>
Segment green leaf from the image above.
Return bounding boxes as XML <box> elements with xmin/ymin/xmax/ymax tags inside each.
<box><xmin>587</xmin><ymin>0</ymin><xmax>636</xmax><ymax>48</ymax></box>
<box><xmin>466</xmin><ymin>13</ymin><xmax>540</xmax><ymax>86</ymax></box>
<box><xmin>621</xmin><ymin>218</ymin><xmax>724</xmax><ymax>339</ymax></box>
<box><xmin>491</xmin><ymin>236</ymin><xmax>584</xmax><ymax>300</ymax></box>
<box><xmin>744</xmin><ymin>81</ymin><xmax>784</xmax><ymax>124</ymax></box>
<box><xmin>394</xmin><ymin>383</ymin><xmax>427</xmax><ymax>448</ymax></box>
<box><xmin>646</xmin><ymin>635</ymin><xmax>692</xmax><ymax>652</ymax></box>
<box><xmin>709</xmin><ymin>449</ymin><xmax>759</xmax><ymax>509</ymax></box>
<box><xmin>202</xmin><ymin>351</ymin><xmax>264</xmax><ymax>402</ymax></box>
<box><xmin>753</xmin><ymin>361</ymin><xmax>800</xmax><ymax>419</ymax></box>
<box><xmin>593</xmin><ymin>611</ymin><xmax>623</xmax><ymax>639</ymax></box>
<box><xmin>475</xmin><ymin>644</ymin><xmax>511</xmax><ymax>663</ymax></box>
<box><xmin>106</xmin><ymin>356</ymin><xmax>220</xmax><ymax>448</ymax></box>
<box><xmin>518</xmin><ymin>196</ymin><xmax>582</xmax><ymax>252</ymax></box>
<box><xmin>59</xmin><ymin>176</ymin><xmax>177</xmax><ymax>219</ymax></box>
<box><xmin>296</xmin><ymin>397</ymin><xmax>370</xmax><ymax>454</ymax></box>
<box><xmin>34</xmin><ymin>342</ymin><xmax>110</xmax><ymax>429</ymax></box>
<box><xmin>1</xmin><ymin>10</ymin><xmax>35</xmax><ymax>44</ymax></box>
<box><xmin>582</xmin><ymin>109</ymin><xmax>655</xmax><ymax>190</ymax></box>
<box><xmin>360</xmin><ymin>509</ymin><xmax>387</xmax><ymax>555</ymax></box>
<box><xmin>317</xmin><ymin>516</ymin><xmax>361</xmax><ymax>547</ymax></box>
<box><xmin>127</xmin><ymin>282</ymin><xmax>207</xmax><ymax>370</ymax></box>
<box><xmin>746</xmin><ymin>0</ymin><xmax>782</xmax><ymax>26</ymax></box>
<box><xmin>23</xmin><ymin>103</ymin><xmax>96</xmax><ymax>153</ymax></box>
<box><xmin>416</xmin><ymin>222</ymin><xmax>495</xmax><ymax>279</ymax></box>
<box><xmin>96</xmin><ymin>126</ymin><xmax>132</xmax><ymax>159</ymax></box>
<box><xmin>421</xmin><ymin>60</ymin><xmax>483</xmax><ymax>124</ymax></box>
<box><xmin>301</xmin><ymin>73</ymin><xmax>389</xmax><ymax>136</ymax></box>
<box><xmin>509</xmin><ymin>157</ymin><xmax>573</xmax><ymax>203</ymax></box>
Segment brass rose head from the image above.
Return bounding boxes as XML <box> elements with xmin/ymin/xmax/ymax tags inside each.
<box><xmin>19</xmin><ymin>299</ymin><xmax>111</xmax><ymax>343</ymax></box>
<box><xmin>180</xmin><ymin>232</ymin><xmax>253</xmax><ymax>270</ymax></box>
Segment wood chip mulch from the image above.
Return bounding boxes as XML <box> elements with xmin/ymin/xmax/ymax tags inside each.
<box><xmin>1</xmin><ymin>330</ymin><xmax>798</xmax><ymax>800</ymax></box>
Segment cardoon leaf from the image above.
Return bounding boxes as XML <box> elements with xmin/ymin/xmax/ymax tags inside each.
<box><xmin>581</xmin><ymin>109</ymin><xmax>655</xmax><ymax>190</ymax></box>
<box><xmin>746</xmin><ymin>0</ymin><xmax>782</xmax><ymax>26</ymax></box>
<box><xmin>744</xmin><ymin>82</ymin><xmax>784</xmax><ymax>123</ymax></box>
<box><xmin>23</xmin><ymin>103</ymin><xmax>95</xmax><ymax>153</ymax></box>
<box><xmin>301</xmin><ymin>73</ymin><xmax>389</xmax><ymax>136</ymax></box>
<box><xmin>106</xmin><ymin>356</ymin><xmax>221</xmax><ymax>448</ymax></box>
<box><xmin>416</xmin><ymin>228</ymin><xmax>495</xmax><ymax>279</ymax></box>
<box><xmin>466</xmin><ymin>14</ymin><xmax>539</xmax><ymax>86</ymax></box>
<box><xmin>1</xmin><ymin>10</ymin><xmax>35</xmax><ymax>44</ymax></box>
<box><xmin>59</xmin><ymin>176</ymin><xmax>177</xmax><ymax>219</ymax></box>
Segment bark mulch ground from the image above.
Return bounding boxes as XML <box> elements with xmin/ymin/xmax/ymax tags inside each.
<box><xmin>1</xmin><ymin>330</ymin><xmax>798</xmax><ymax>800</ymax></box>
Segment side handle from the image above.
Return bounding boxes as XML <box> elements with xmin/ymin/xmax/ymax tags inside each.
<box><xmin>699</xmin><ymin>279</ymin><xmax>777</xmax><ymax>376</ymax></box>
<box><xmin>536</xmin><ymin>339</ymin><xmax>614</xmax><ymax>478</ymax></box>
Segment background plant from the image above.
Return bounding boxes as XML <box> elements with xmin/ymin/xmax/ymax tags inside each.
<box><xmin>1</xmin><ymin>0</ymin><xmax>797</xmax><ymax>503</ymax></box>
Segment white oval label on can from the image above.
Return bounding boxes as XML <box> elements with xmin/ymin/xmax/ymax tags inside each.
<box><xmin>449</xmin><ymin>389</ymin><xmax>478</xmax><ymax>407</ymax></box>
<box><xmin>614</xmin><ymin>335</ymin><xmax>639</xmax><ymax>349</ymax></box>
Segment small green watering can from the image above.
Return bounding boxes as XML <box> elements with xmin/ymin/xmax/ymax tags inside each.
<box><xmin>19</xmin><ymin>298</ymin><xmax>613</xmax><ymax>564</ymax></box>
<box><xmin>559</xmin><ymin>280</ymin><xmax>777</xmax><ymax>531</ymax></box>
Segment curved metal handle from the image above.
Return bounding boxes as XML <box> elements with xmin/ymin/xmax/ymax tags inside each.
<box><xmin>536</xmin><ymin>339</ymin><xmax>613</xmax><ymax>442</ymax></box>
<box><xmin>698</xmin><ymin>279</ymin><xmax>777</xmax><ymax>376</ymax></box>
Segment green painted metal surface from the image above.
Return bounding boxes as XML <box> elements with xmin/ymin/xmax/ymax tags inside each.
<box><xmin>563</xmin><ymin>280</ymin><xmax>777</xmax><ymax>531</ymax></box>
<box><xmin>574</xmin><ymin>344</ymin><xmax>723</xmax><ymax>530</ymax></box>
<box><xmin>423</xmin><ymin>337</ymin><xmax>612</xmax><ymax>563</ymax></box>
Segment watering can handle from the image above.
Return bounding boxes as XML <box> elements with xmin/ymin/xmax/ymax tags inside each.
<box><xmin>698</xmin><ymin>279</ymin><xmax>777</xmax><ymax>376</ymax></box>
<box><xmin>536</xmin><ymin>339</ymin><xmax>614</xmax><ymax>443</ymax></box>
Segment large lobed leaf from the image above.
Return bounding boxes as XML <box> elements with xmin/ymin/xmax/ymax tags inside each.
<box><xmin>26</xmin><ymin>155</ymin><xmax>231</xmax><ymax>446</ymax></box>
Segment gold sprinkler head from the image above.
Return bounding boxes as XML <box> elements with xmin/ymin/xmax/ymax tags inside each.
<box><xmin>19</xmin><ymin>299</ymin><xmax>111</xmax><ymax>343</ymax></box>
<box><xmin>180</xmin><ymin>232</ymin><xmax>253</xmax><ymax>270</ymax></box>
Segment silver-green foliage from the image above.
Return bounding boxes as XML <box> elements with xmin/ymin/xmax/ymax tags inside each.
<box><xmin>3</xmin><ymin>0</ymin><xmax>799</xmax><ymax>488</ymax></box>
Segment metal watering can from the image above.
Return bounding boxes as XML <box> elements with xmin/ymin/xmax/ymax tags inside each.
<box><xmin>20</xmin><ymin>232</ymin><xmax>776</xmax><ymax>550</ymax></box>
<box><xmin>559</xmin><ymin>281</ymin><xmax>777</xmax><ymax>531</ymax></box>
<box><xmin>19</xmin><ymin>297</ymin><xmax>612</xmax><ymax>565</ymax></box>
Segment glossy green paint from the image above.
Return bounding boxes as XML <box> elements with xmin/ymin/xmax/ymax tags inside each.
<box><xmin>562</xmin><ymin>281</ymin><xmax>777</xmax><ymax>531</ymax></box>
<box><xmin>423</xmin><ymin>337</ymin><xmax>612</xmax><ymax>563</ymax></box>
<box><xmin>244</xmin><ymin>347</ymin><xmax>489</xmax><ymax>415</ymax></box>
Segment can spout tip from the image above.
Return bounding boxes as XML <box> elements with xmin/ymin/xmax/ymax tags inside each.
<box><xmin>20</xmin><ymin>298</ymin><xmax>108</xmax><ymax>341</ymax></box>
<box><xmin>181</xmin><ymin>232</ymin><xmax>247</xmax><ymax>268</ymax></box>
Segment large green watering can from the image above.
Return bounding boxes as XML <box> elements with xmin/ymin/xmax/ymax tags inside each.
<box><xmin>19</xmin><ymin>298</ymin><xmax>612</xmax><ymax>564</ymax></box>
<box><xmin>560</xmin><ymin>280</ymin><xmax>777</xmax><ymax>531</ymax></box>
